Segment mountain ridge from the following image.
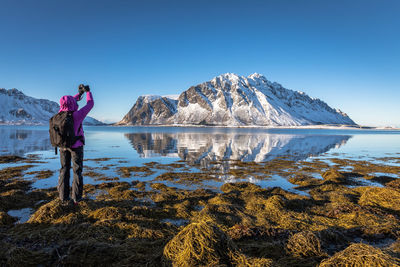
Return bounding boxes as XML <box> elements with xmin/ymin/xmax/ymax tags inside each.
<box><xmin>117</xmin><ymin>73</ymin><xmax>356</xmax><ymax>126</ymax></box>
<box><xmin>0</xmin><ymin>88</ymin><xmax>104</xmax><ymax>125</ymax></box>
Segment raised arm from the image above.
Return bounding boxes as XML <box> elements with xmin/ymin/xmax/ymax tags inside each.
<box><xmin>73</xmin><ymin>93</ymin><xmax>81</xmax><ymax>101</ymax></box>
<box><xmin>75</xmin><ymin>92</ymin><xmax>94</xmax><ymax>121</ymax></box>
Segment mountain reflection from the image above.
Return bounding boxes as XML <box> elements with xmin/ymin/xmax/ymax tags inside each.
<box><xmin>125</xmin><ymin>132</ymin><xmax>351</xmax><ymax>167</ymax></box>
<box><xmin>0</xmin><ymin>127</ymin><xmax>52</xmax><ymax>156</ymax></box>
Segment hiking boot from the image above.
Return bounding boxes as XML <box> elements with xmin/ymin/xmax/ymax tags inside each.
<box><xmin>61</xmin><ymin>199</ymin><xmax>73</xmax><ymax>206</ymax></box>
<box><xmin>72</xmin><ymin>198</ymin><xmax>86</xmax><ymax>206</ymax></box>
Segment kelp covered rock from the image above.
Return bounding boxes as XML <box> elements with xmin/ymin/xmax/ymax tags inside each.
<box><xmin>286</xmin><ymin>231</ymin><xmax>326</xmax><ymax>258</ymax></box>
<box><xmin>163</xmin><ymin>219</ymin><xmax>275</xmax><ymax>266</ymax></box>
<box><xmin>321</xmin><ymin>169</ymin><xmax>345</xmax><ymax>183</ymax></box>
<box><xmin>163</xmin><ymin>220</ymin><xmax>240</xmax><ymax>265</ymax></box>
<box><xmin>28</xmin><ymin>199</ymin><xmax>74</xmax><ymax>224</ymax></box>
<box><xmin>320</xmin><ymin>243</ymin><xmax>400</xmax><ymax>267</ymax></box>
<box><xmin>0</xmin><ymin>211</ymin><xmax>17</xmax><ymax>225</ymax></box>
<box><xmin>358</xmin><ymin>187</ymin><xmax>400</xmax><ymax>212</ymax></box>
<box><xmin>1</xmin><ymin>154</ymin><xmax>400</xmax><ymax>266</ymax></box>
<box><xmin>5</xmin><ymin>247</ymin><xmax>49</xmax><ymax>266</ymax></box>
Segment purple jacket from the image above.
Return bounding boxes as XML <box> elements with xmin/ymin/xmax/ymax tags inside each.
<box><xmin>59</xmin><ymin>92</ymin><xmax>94</xmax><ymax>148</ymax></box>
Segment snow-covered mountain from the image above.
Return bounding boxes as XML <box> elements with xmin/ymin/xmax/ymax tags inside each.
<box><xmin>117</xmin><ymin>73</ymin><xmax>356</xmax><ymax>126</ymax></box>
<box><xmin>0</xmin><ymin>88</ymin><xmax>104</xmax><ymax>125</ymax></box>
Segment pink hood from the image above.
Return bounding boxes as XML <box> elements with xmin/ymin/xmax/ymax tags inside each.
<box><xmin>56</xmin><ymin>92</ymin><xmax>94</xmax><ymax>148</ymax></box>
<box><xmin>59</xmin><ymin>95</ymin><xmax>78</xmax><ymax>112</ymax></box>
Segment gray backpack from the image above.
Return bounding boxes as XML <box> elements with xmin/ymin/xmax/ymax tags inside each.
<box><xmin>49</xmin><ymin>111</ymin><xmax>81</xmax><ymax>154</ymax></box>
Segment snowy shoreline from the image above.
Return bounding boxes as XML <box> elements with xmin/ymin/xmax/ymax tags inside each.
<box><xmin>110</xmin><ymin>124</ymin><xmax>400</xmax><ymax>131</ymax></box>
<box><xmin>1</xmin><ymin>122</ymin><xmax>399</xmax><ymax>131</ymax></box>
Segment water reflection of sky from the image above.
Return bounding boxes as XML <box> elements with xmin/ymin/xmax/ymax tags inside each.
<box><xmin>0</xmin><ymin>125</ymin><xmax>399</xmax><ymax>192</ymax></box>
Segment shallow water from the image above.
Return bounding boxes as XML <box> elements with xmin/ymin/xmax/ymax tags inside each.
<box><xmin>1</xmin><ymin>125</ymin><xmax>399</xmax><ymax>192</ymax></box>
<box><xmin>7</xmin><ymin>208</ymin><xmax>33</xmax><ymax>224</ymax></box>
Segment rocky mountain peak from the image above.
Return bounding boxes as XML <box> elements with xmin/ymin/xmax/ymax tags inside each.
<box><xmin>118</xmin><ymin>73</ymin><xmax>357</xmax><ymax>127</ymax></box>
<box><xmin>248</xmin><ymin>73</ymin><xmax>267</xmax><ymax>80</ymax></box>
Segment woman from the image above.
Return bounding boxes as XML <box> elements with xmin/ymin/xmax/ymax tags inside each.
<box><xmin>58</xmin><ymin>84</ymin><xmax>94</xmax><ymax>204</ymax></box>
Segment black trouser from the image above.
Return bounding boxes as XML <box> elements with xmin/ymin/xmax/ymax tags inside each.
<box><xmin>58</xmin><ymin>146</ymin><xmax>84</xmax><ymax>202</ymax></box>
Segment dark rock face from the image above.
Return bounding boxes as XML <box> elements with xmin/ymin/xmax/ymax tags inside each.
<box><xmin>117</xmin><ymin>96</ymin><xmax>178</xmax><ymax>125</ymax></box>
<box><xmin>9</xmin><ymin>109</ymin><xmax>32</xmax><ymax>119</ymax></box>
<box><xmin>178</xmin><ymin>85</ymin><xmax>213</xmax><ymax>112</ymax></box>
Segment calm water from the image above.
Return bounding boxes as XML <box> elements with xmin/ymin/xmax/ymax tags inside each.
<box><xmin>1</xmin><ymin>125</ymin><xmax>399</xmax><ymax>192</ymax></box>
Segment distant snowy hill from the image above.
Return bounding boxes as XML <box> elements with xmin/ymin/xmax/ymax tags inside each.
<box><xmin>117</xmin><ymin>73</ymin><xmax>356</xmax><ymax>126</ymax></box>
<box><xmin>0</xmin><ymin>88</ymin><xmax>104</xmax><ymax>125</ymax></box>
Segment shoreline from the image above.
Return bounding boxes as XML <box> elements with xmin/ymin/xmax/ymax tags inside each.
<box><xmin>1</xmin><ymin>154</ymin><xmax>400</xmax><ymax>265</ymax></box>
<box><xmin>1</xmin><ymin>123</ymin><xmax>399</xmax><ymax>131</ymax></box>
<box><xmin>112</xmin><ymin>124</ymin><xmax>400</xmax><ymax>130</ymax></box>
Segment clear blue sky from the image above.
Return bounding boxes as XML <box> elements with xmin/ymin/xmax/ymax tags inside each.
<box><xmin>0</xmin><ymin>0</ymin><xmax>399</xmax><ymax>126</ymax></box>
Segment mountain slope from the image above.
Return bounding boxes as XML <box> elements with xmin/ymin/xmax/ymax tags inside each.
<box><xmin>118</xmin><ymin>95</ymin><xmax>178</xmax><ymax>125</ymax></box>
<box><xmin>0</xmin><ymin>88</ymin><xmax>104</xmax><ymax>125</ymax></box>
<box><xmin>117</xmin><ymin>73</ymin><xmax>356</xmax><ymax>126</ymax></box>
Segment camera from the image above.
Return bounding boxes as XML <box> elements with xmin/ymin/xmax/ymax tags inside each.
<box><xmin>78</xmin><ymin>84</ymin><xmax>90</xmax><ymax>94</ymax></box>
<box><xmin>77</xmin><ymin>84</ymin><xmax>90</xmax><ymax>101</ymax></box>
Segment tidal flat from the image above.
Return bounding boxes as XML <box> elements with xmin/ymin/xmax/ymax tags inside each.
<box><xmin>1</xmin><ymin>154</ymin><xmax>400</xmax><ymax>266</ymax></box>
